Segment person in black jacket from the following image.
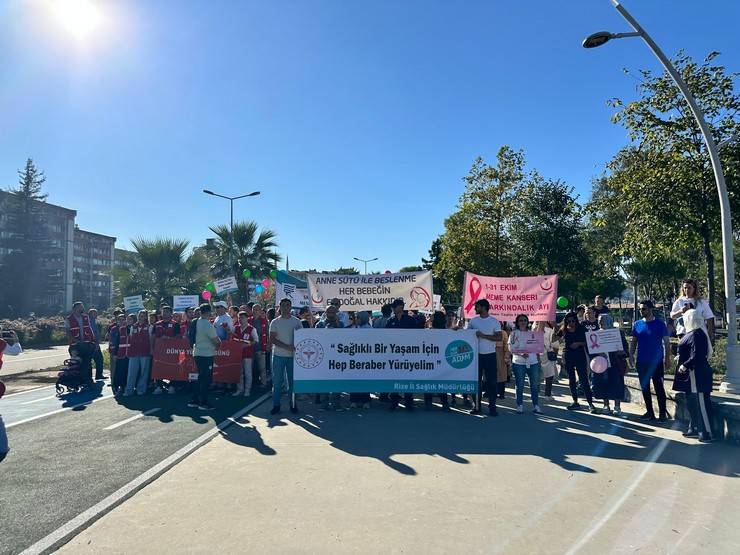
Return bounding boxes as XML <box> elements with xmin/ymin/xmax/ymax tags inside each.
<box><xmin>673</xmin><ymin>309</ymin><xmax>715</xmax><ymax>442</ymax></box>
<box><xmin>386</xmin><ymin>299</ymin><xmax>417</xmax><ymax>411</ymax></box>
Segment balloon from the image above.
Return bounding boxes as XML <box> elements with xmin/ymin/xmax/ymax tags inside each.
<box><xmin>242</xmin><ymin>269</ymin><xmax>251</xmax><ymax>278</ymax></box>
<box><xmin>590</xmin><ymin>356</ymin><xmax>608</xmax><ymax>374</ymax></box>
<box><xmin>269</xmin><ymin>270</ymin><xmax>277</xmax><ymax>279</ymax></box>
<box><xmin>206</xmin><ymin>282</ymin><xmax>216</xmax><ymax>293</ymax></box>
<box><xmin>202</xmin><ymin>290</ymin><xmax>211</xmax><ymax>301</ymax></box>
<box><xmin>556</xmin><ymin>296</ymin><xmax>569</xmax><ymax>309</ymax></box>
<box><xmin>261</xmin><ymin>278</ymin><xmax>271</xmax><ymax>287</ymax></box>
<box><xmin>255</xmin><ymin>284</ymin><xmax>264</xmax><ymax>294</ymax></box>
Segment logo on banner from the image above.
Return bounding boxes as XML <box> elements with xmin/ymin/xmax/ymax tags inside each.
<box><xmin>540</xmin><ymin>277</ymin><xmax>554</xmax><ymax>291</ymax></box>
<box><xmin>408</xmin><ymin>286</ymin><xmax>432</xmax><ymax>309</ymax></box>
<box><xmin>464</xmin><ymin>276</ymin><xmax>482</xmax><ymax>312</ymax></box>
<box><xmin>295</xmin><ymin>339</ymin><xmax>324</xmax><ymax>368</ymax></box>
<box><xmin>311</xmin><ymin>292</ymin><xmax>324</xmax><ymax>305</ymax></box>
<box><xmin>444</xmin><ymin>340</ymin><xmax>474</xmax><ymax>369</ymax></box>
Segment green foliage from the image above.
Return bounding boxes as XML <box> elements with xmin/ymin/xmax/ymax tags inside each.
<box><xmin>333</xmin><ymin>267</ymin><xmax>359</xmax><ymax>275</ymax></box>
<box><xmin>398</xmin><ymin>265</ymin><xmax>423</xmax><ymax>273</ymax></box>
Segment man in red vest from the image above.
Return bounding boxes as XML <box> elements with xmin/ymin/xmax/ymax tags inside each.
<box><xmin>153</xmin><ymin>306</ymin><xmax>181</xmax><ymax>395</ymax></box>
<box><xmin>65</xmin><ymin>301</ymin><xmax>95</xmax><ymax>384</ymax></box>
<box><xmin>125</xmin><ymin>310</ymin><xmax>153</xmax><ymax>396</ymax></box>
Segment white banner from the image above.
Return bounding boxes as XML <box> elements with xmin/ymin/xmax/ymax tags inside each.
<box><xmin>307</xmin><ymin>271</ymin><xmax>434</xmax><ymax>312</ymax></box>
<box><xmin>276</xmin><ymin>281</ymin><xmax>310</xmax><ymax>308</ymax></box>
<box><xmin>586</xmin><ymin>328</ymin><xmax>624</xmax><ymax>355</ymax></box>
<box><xmin>123</xmin><ymin>295</ymin><xmax>145</xmax><ymax>314</ymax></box>
<box><xmin>293</xmin><ymin>328</ymin><xmax>478</xmax><ymax>394</ymax></box>
<box><xmin>214</xmin><ymin>276</ymin><xmax>239</xmax><ymax>295</ymax></box>
<box><xmin>172</xmin><ymin>295</ymin><xmax>199</xmax><ymax>312</ymax></box>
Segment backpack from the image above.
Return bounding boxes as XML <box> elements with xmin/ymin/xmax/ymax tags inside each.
<box><xmin>187</xmin><ymin>318</ymin><xmax>199</xmax><ymax>347</ymax></box>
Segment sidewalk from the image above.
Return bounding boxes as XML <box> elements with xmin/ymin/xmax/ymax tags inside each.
<box><xmin>56</xmin><ymin>390</ymin><xmax>740</xmax><ymax>554</ymax></box>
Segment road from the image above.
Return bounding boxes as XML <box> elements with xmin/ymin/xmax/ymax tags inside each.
<box><xmin>0</xmin><ymin>383</ymin><xmax>266</xmax><ymax>555</ymax></box>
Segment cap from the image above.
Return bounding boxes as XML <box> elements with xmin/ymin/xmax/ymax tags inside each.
<box><xmin>213</xmin><ymin>301</ymin><xmax>228</xmax><ymax>308</ymax></box>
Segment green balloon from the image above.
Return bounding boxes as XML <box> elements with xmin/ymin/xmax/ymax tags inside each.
<box><xmin>242</xmin><ymin>269</ymin><xmax>251</xmax><ymax>278</ymax></box>
<box><xmin>556</xmin><ymin>296</ymin><xmax>569</xmax><ymax>309</ymax></box>
<box><xmin>269</xmin><ymin>270</ymin><xmax>277</xmax><ymax>279</ymax></box>
<box><xmin>206</xmin><ymin>282</ymin><xmax>216</xmax><ymax>292</ymax></box>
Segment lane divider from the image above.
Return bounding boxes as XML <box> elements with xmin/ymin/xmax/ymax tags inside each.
<box><xmin>19</xmin><ymin>392</ymin><xmax>271</xmax><ymax>555</ymax></box>
<box><xmin>104</xmin><ymin>408</ymin><xmax>162</xmax><ymax>431</ymax></box>
<box><xmin>6</xmin><ymin>394</ymin><xmax>115</xmax><ymax>429</ymax></box>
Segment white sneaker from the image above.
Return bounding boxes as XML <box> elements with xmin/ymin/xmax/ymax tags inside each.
<box><xmin>243</xmin><ymin>390</ymin><xmax>251</xmax><ymax>397</ymax></box>
<box><xmin>533</xmin><ymin>405</ymin><xmax>542</xmax><ymax>414</ymax></box>
<box><xmin>517</xmin><ymin>405</ymin><xmax>524</xmax><ymax>414</ymax></box>
<box><xmin>167</xmin><ymin>385</ymin><xmax>176</xmax><ymax>394</ymax></box>
<box><xmin>232</xmin><ymin>390</ymin><xmax>243</xmax><ymax>397</ymax></box>
<box><xmin>153</xmin><ymin>386</ymin><xmax>164</xmax><ymax>395</ymax></box>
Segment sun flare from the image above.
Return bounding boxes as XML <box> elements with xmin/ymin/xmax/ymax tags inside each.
<box><xmin>52</xmin><ymin>0</ymin><xmax>101</xmax><ymax>38</ymax></box>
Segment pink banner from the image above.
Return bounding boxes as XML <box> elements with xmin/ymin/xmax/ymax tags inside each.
<box><xmin>462</xmin><ymin>273</ymin><xmax>558</xmax><ymax>322</ymax></box>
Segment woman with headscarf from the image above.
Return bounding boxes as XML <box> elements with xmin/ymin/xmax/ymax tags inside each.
<box><xmin>591</xmin><ymin>314</ymin><xmax>628</xmax><ymax>416</ymax></box>
<box><xmin>673</xmin><ymin>309</ymin><xmax>715</xmax><ymax>442</ymax></box>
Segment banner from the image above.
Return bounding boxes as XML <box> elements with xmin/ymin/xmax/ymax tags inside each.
<box><xmin>462</xmin><ymin>273</ymin><xmax>557</xmax><ymax>322</ymax></box>
<box><xmin>275</xmin><ymin>270</ymin><xmax>310</xmax><ymax>308</ymax></box>
<box><xmin>586</xmin><ymin>328</ymin><xmax>624</xmax><ymax>355</ymax></box>
<box><xmin>214</xmin><ymin>276</ymin><xmax>239</xmax><ymax>295</ymax></box>
<box><xmin>293</xmin><ymin>328</ymin><xmax>478</xmax><ymax>394</ymax></box>
<box><xmin>307</xmin><ymin>271</ymin><xmax>434</xmax><ymax>312</ymax></box>
<box><xmin>508</xmin><ymin>330</ymin><xmax>545</xmax><ymax>354</ymax></box>
<box><xmin>151</xmin><ymin>337</ymin><xmax>242</xmax><ymax>383</ymax></box>
<box><xmin>172</xmin><ymin>295</ymin><xmax>199</xmax><ymax>312</ymax></box>
<box><xmin>123</xmin><ymin>295</ymin><xmax>145</xmax><ymax>314</ymax></box>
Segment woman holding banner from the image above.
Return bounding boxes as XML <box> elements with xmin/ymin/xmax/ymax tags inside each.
<box><xmin>558</xmin><ymin>313</ymin><xmax>598</xmax><ymax>413</ymax></box>
<box><xmin>591</xmin><ymin>314</ymin><xmax>627</xmax><ymax>416</ymax></box>
<box><xmin>509</xmin><ymin>315</ymin><xmax>542</xmax><ymax>414</ymax></box>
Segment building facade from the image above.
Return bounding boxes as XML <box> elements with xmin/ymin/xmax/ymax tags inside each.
<box><xmin>73</xmin><ymin>228</ymin><xmax>116</xmax><ymax>310</ymax></box>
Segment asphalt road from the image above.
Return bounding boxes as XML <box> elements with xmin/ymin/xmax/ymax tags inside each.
<box><xmin>0</xmin><ymin>345</ymin><xmax>110</xmax><ymax>377</ymax></box>
<box><xmin>0</xmin><ymin>384</ymin><xmax>266</xmax><ymax>555</ymax></box>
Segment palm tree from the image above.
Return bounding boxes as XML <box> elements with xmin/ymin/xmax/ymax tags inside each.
<box><xmin>206</xmin><ymin>221</ymin><xmax>281</xmax><ymax>299</ymax></box>
<box><xmin>113</xmin><ymin>238</ymin><xmax>206</xmax><ymax>307</ymax></box>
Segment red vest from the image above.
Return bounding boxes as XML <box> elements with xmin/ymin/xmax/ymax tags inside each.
<box><xmin>154</xmin><ymin>320</ymin><xmax>178</xmax><ymax>338</ymax></box>
<box><xmin>128</xmin><ymin>323</ymin><xmax>152</xmax><ymax>357</ymax></box>
<box><xmin>234</xmin><ymin>323</ymin><xmax>255</xmax><ymax>359</ymax></box>
<box><xmin>116</xmin><ymin>326</ymin><xmax>131</xmax><ymax>358</ymax></box>
<box><xmin>68</xmin><ymin>313</ymin><xmax>94</xmax><ymax>344</ymax></box>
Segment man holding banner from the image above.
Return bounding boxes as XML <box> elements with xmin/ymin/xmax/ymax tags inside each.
<box><xmin>386</xmin><ymin>299</ymin><xmax>417</xmax><ymax>411</ymax></box>
<box><xmin>466</xmin><ymin>299</ymin><xmax>501</xmax><ymax>416</ymax></box>
<box><xmin>269</xmin><ymin>298</ymin><xmax>303</xmax><ymax>415</ymax></box>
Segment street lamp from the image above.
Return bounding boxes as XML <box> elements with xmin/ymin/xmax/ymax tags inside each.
<box><xmin>353</xmin><ymin>257</ymin><xmax>378</xmax><ymax>274</ymax></box>
<box><xmin>584</xmin><ymin>0</ymin><xmax>739</xmax><ymax>393</ymax></box>
<box><xmin>202</xmin><ymin>189</ymin><xmax>260</xmax><ymax>272</ymax></box>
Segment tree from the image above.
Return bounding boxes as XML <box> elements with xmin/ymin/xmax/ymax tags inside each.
<box><xmin>598</xmin><ymin>51</ymin><xmax>740</xmax><ymax>312</ymax></box>
<box><xmin>0</xmin><ymin>159</ymin><xmax>59</xmax><ymax>316</ymax></box>
<box><xmin>333</xmin><ymin>267</ymin><xmax>359</xmax><ymax>275</ymax></box>
<box><xmin>205</xmin><ymin>221</ymin><xmax>281</xmax><ymax>300</ymax></box>
<box><xmin>398</xmin><ymin>265</ymin><xmax>423</xmax><ymax>273</ymax></box>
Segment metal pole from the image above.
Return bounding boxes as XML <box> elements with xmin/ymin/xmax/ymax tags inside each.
<box><xmin>229</xmin><ymin>198</ymin><xmax>234</xmax><ymax>273</ymax></box>
<box><xmin>612</xmin><ymin>0</ymin><xmax>739</xmax><ymax>392</ymax></box>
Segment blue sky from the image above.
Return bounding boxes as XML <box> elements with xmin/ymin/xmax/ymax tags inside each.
<box><xmin>1</xmin><ymin>0</ymin><xmax>739</xmax><ymax>273</ymax></box>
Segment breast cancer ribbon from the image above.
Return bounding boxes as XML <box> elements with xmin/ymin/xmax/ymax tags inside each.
<box><xmin>464</xmin><ymin>276</ymin><xmax>483</xmax><ymax>313</ymax></box>
<box><xmin>589</xmin><ymin>333</ymin><xmax>600</xmax><ymax>350</ymax></box>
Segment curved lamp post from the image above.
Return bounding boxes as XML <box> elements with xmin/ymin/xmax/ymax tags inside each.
<box><xmin>353</xmin><ymin>257</ymin><xmax>378</xmax><ymax>274</ymax></box>
<box><xmin>203</xmin><ymin>189</ymin><xmax>260</xmax><ymax>271</ymax></box>
<box><xmin>584</xmin><ymin>0</ymin><xmax>738</xmax><ymax>392</ymax></box>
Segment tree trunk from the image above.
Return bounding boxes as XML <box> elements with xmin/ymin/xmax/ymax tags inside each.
<box><xmin>633</xmin><ymin>281</ymin><xmax>639</xmax><ymax>323</ymax></box>
<box><xmin>701</xmin><ymin>223</ymin><xmax>715</xmax><ymax>314</ymax></box>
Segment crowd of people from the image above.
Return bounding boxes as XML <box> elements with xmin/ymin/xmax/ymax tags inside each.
<box><xmin>40</xmin><ymin>278</ymin><xmax>719</xmax><ymax>445</ymax></box>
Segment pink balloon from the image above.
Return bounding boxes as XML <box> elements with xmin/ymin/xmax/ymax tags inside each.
<box><xmin>590</xmin><ymin>356</ymin><xmax>608</xmax><ymax>374</ymax></box>
<box><xmin>202</xmin><ymin>290</ymin><xmax>211</xmax><ymax>300</ymax></box>
<box><xmin>261</xmin><ymin>278</ymin><xmax>271</xmax><ymax>287</ymax></box>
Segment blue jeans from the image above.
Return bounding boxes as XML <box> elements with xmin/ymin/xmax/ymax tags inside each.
<box><xmin>272</xmin><ymin>355</ymin><xmax>294</xmax><ymax>407</ymax></box>
<box><xmin>126</xmin><ymin>356</ymin><xmax>151</xmax><ymax>395</ymax></box>
<box><xmin>512</xmin><ymin>362</ymin><xmax>540</xmax><ymax>407</ymax></box>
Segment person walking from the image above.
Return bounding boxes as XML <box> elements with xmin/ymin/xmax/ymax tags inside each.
<box><xmin>125</xmin><ymin>310</ymin><xmax>153</xmax><ymax>396</ymax></box>
<box><xmin>65</xmin><ymin>301</ymin><xmax>96</xmax><ymax>385</ymax></box>
<box><xmin>269</xmin><ymin>298</ymin><xmax>303</xmax><ymax>415</ymax></box>
<box><xmin>110</xmin><ymin>313</ymin><xmax>132</xmax><ymax>396</ymax></box>
<box><xmin>87</xmin><ymin>308</ymin><xmax>106</xmax><ymax>380</ymax></box>
<box><xmin>373</xmin><ymin>304</ymin><xmax>392</xmax><ymax>329</ymax></box>
<box><xmin>315</xmin><ymin>305</ymin><xmax>345</xmax><ymax>409</ymax></box>
<box><xmin>509</xmin><ymin>314</ymin><xmax>542</xmax><ymax>414</ymax></box>
<box><xmin>629</xmin><ymin>300</ymin><xmax>673</xmax><ymax>422</ymax></box>
<box><xmin>0</xmin><ymin>327</ymin><xmax>22</xmax><ymax>463</ymax></box>
<box><xmin>386</xmin><ymin>298</ymin><xmax>418</xmax><ymax>411</ymax></box>
<box><xmin>591</xmin><ymin>314</ymin><xmax>627</xmax><ymax>416</ymax></box>
<box><xmin>349</xmin><ymin>311</ymin><xmax>372</xmax><ymax>409</ymax></box>
<box><xmin>424</xmin><ymin>311</ymin><xmax>450</xmax><ymax>411</ymax></box>
<box><xmin>466</xmin><ymin>299</ymin><xmax>501</xmax><ymax>416</ymax></box>
<box><xmin>188</xmin><ymin>303</ymin><xmax>220</xmax><ymax>410</ymax></box>
<box><xmin>537</xmin><ymin>321</ymin><xmax>559</xmax><ymax>400</ymax></box>
<box><xmin>673</xmin><ymin>309</ymin><xmax>715</xmax><ymax>442</ymax></box>
<box><xmin>558</xmin><ymin>312</ymin><xmax>598</xmax><ymax>413</ymax></box>
<box><xmin>152</xmin><ymin>305</ymin><xmax>181</xmax><ymax>395</ymax></box>
<box><xmin>249</xmin><ymin>304</ymin><xmax>270</xmax><ymax>388</ymax></box>
<box><xmin>670</xmin><ymin>278</ymin><xmax>715</xmax><ymax>340</ymax></box>
<box><xmin>212</xmin><ymin>301</ymin><xmax>235</xmax><ymax>340</ymax></box>
<box><xmin>233</xmin><ymin>311</ymin><xmax>258</xmax><ymax>397</ymax></box>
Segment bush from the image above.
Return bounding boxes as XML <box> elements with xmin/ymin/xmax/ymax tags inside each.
<box><xmin>0</xmin><ymin>315</ymin><xmax>111</xmax><ymax>347</ymax></box>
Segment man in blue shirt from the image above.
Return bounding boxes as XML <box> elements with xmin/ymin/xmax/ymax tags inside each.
<box><xmin>629</xmin><ymin>300</ymin><xmax>673</xmax><ymax>422</ymax></box>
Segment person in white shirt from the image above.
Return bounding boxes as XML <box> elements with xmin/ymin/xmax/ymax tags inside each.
<box><xmin>269</xmin><ymin>298</ymin><xmax>303</xmax><ymax>415</ymax></box>
<box><xmin>212</xmin><ymin>301</ymin><xmax>235</xmax><ymax>340</ymax></box>
<box><xmin>1</xmin><ymin>328</ymin><xmax>22</xmax><ymax>462</ymax></box>
<box><xmin>670</xmin><ymin>278</ymin><xmax>714</xmax><ymax>339</ymax></box>
<box><xmin>328</xmin><ymin>298</ymin><xmax>351</xmax><ymax>328</ymax></box>
<box><xmin>466</xmin><ymin>299</ymin><xmax>501</xmax><ymax>416</ymax></box>
<box><xmin>536</xmin><ymin>321</ymin><xmax>559</xmax><ymax>400</ymax></box>
<box><xmin>509</xmin><ymin>314</ymin><xmax>543</xmax><ymax>414</ymax></box>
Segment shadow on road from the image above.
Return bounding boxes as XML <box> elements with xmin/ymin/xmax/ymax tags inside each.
<box><xmin>217</xmin><ymin>383</ymin><xmax>740</xmax><ymax>479</ymax></box>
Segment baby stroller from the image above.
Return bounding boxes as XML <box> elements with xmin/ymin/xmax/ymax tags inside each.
<box><xmin>56</xmin><ymin>357</ymin><xmax>87</xmax><ymax>395</ymax></box>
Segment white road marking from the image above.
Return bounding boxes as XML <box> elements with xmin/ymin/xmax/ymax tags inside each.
<box><xmin>21</xmin><ymin>395</ymin><xmax>60</xmax><ymax>405</ymax></box>
<box><xmin>20</xmin><ymin>392</ymin><xmax>271</xmax><ymax>555</ymax></box>
<box><xmin>104</xmin><ymin>408</ymin><xmax>161</xmax><ymax>431</ymax></box>
<box><xmin>1</xmin><ymin>385</ymin><xmax>57</xmax><ymax>398</ymax></box>
<box><xmin>6</xmin><ymin>394</ymin><xmax>115</xmax><ymax>429</ymax></box>
<box><xmin>2</xmin><ymin>353</ymin><xmax>66</xmax><ymax>363</ymax></box>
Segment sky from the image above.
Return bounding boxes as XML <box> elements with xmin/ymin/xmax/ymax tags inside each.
<box><xmin>1</xmin><ymin>0</ymin><xmax>739</xmax><ymax>274</ymax></box>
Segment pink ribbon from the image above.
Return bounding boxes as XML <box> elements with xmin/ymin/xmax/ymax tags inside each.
<box><xmin>464</xmin><ymin>277</ymin><xmax>483</xmax><ymax>312</ymax></box>
<box><xmin>589</xmin><ymin>333</ymin><xmax>600</xmax><ymax>350</ymax></box>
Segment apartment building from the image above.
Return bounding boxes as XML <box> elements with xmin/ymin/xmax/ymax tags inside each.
<box><xmin>73</xmin><ymin>228</ymin><xmax>116</xmax><ymax>310</ymax></box>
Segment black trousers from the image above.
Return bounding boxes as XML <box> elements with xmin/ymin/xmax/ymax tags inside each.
<box><xmin>113</xmin><ymin>357</ymin><xmax>129</xmax><ymax>390</ymax></box>
<box><xmin>193</xmin><ymin>356</ymin><xmax>214</xmax><ymax>405</ymax></box>
<box><xmin>475</xmin><ymin>353</ymin><xmax>497</xmax><ymax>411</ymax></box>
<box><xmin>565</xmin><ymin>356</ymin><xmax>592</xmax><ymax>404</ymax></box>
<box><xmin>544</xmin><ymin>376</ymin><xmax>554</xmax><ymax>397</ymax></box>
<box><xmin>637</xmin><ymin>360</ymin><xmax>667</xmax><ymax>416</ymax></box>
<box><xmin>390</xmin><ymin>393</ymin><xmax>414</xmax><ymax>406</ymax></box>
<box><xmin>92</xmin><ymin>346</ymin><xmax>105</xmax><ymax>378</ymax></box>
<box><xmin>424</xmin><ymin>393</ymin><xmax>449</xmax><ymax>406</ymax></box>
